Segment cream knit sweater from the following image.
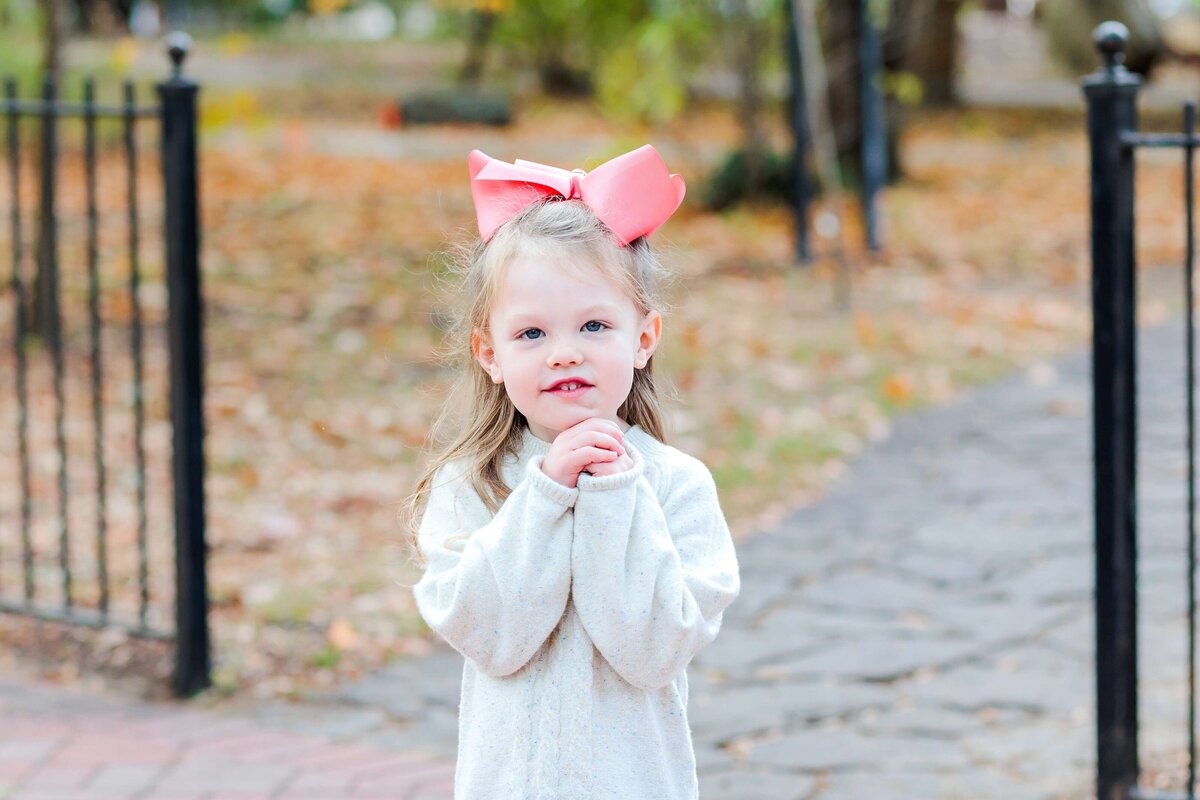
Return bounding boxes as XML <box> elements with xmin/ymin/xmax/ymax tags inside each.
<box><xmin>412</xmin><ymin>423</ymin><xmax>741</xmax><ymax>800</ymax></box>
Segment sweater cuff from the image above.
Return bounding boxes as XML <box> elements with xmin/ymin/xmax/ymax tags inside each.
<box><xmin>526</xmin><ymin>454</ymin><xmax>580</xmax><ymax>508</ymax></box>
<box><xmin>576</xmin><ymin>442</ymin><xmax>645</xmax><ymax>492</ymax></box>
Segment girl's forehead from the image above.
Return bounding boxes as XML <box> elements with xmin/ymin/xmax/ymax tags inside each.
<box><xmin>496</xmin><ymin>252</ymin><xmax>626</xmax><ymax>301</ymax></box>
<box><xmin>490</xmin><ymin>255</ymin><xmax>638</xmax><ymax>321</ymax></box>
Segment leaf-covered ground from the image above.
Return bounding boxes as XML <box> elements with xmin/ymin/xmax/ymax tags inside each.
<box><xmin>0</xmin><ymin>97</ymin><xmax>1190</xmax><ymax>706</ymax></box>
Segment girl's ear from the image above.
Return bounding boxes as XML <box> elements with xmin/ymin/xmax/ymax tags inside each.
<box><xmin>635</xmin><ymin>310</ymin><xmax>662</xmax><ymax>369</ymax></box>
<box><xmin>472</xmin><ymin>327</ymin><xmax>503</xmax><ymax>384</ymax></box>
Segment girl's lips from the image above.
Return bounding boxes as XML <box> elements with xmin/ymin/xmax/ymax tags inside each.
<box><xmin>545</xmin><ymin>384</ymin><xmax>593</xmax><ymax>399</ymax></box>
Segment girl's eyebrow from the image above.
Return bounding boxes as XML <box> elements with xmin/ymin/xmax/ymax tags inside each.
<box><xmin>507</xmin><ymin>303</ymin><xmax>620</xmax><ymax>324</ymax></box>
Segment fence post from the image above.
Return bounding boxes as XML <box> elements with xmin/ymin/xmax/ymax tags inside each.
<box><xmin>857</xmin><ymin>0</ymin><xmax>885</xmax><ymax>252</ymax></box>
<box><xmin>1082</xmin><ymin>21</ymin><xmax>1141</xmax><ymax>800</ymax></box>
<box><xmin>784</xmin><ymin>0</ymin><xmax>812</xmax><ymax>263</ymax></box>
<box><xmin>157</xmin><ymin>31</ymin><xmax>210</xmax><ymax>699</ymax></box>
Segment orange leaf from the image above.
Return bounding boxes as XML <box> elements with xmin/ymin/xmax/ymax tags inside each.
<box><xmin>328</xmin><ymin>618</ymin><xmax>360</xmax><ymax>651</ymax></box>
<box><xmin>882</xmin><ymin>373</ymin><xmax>913</xmax><ymax>404</ymax></box>
<box><xmin>1013</xmin><ymin>306</ymin><xmax>1038</xmax><ymax>330</ymax></box>
<box><xmin>237</xmin><ymin>463</ymin><xmax>259</xmax><ymax>489</ymax></box>
<box><xmin>311</xmin><ymin>420</ymin><xmax>349</xmax><ymax>447</ymax></box>
<box><xmin>854</xmin><ymin>313</ymin><xmax>877</xmax><ymax>346</ymax></box>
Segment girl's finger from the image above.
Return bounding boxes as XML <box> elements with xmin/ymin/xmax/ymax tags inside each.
<box><xmin>572</xmin><ymin>447</ymin><xmax>620</xmax><ymax>467</ymax></box>
<box><xmin>585</xmin><ymin>455</ymin><xmax>630</xmax><ymax>477</ymax></box>
<box><xmin>569</xmin><ymin>430</ymin><xmax>625</xmax><ymax>455</ymax></box>
<box><xmin>569</xmin><ymin>418</ymin><xmax>625</xmax><ymax>445</ymax></box>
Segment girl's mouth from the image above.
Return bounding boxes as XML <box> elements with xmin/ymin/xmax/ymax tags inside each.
<box><xmin>546</xmin><ymin>382</ymin><xmax>592</xmax><ymax>398</ymax></box>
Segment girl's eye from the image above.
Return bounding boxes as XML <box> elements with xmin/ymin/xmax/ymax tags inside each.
<box><xmin>518</xmin><ymin>323</ymin><xmax>604</xmax><ymax>340</ymax></box>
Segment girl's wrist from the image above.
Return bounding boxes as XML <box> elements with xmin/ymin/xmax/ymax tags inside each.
<box><xmin>539</xmin><ymin>457</ymin><xmax>577</xmax><ymax>489</ymax></box>
<box><xmin>527</xmin><ymin>456</ymin><xmax>580</xmax><ymax>505</ymax></box>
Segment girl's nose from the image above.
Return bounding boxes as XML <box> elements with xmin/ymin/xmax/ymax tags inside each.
<box><xmin>548</xmin><ymin>347</ymin><xmax>583</xmax><ymax>368</ymax></box>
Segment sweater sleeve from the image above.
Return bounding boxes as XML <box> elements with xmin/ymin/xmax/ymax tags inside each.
<box><xmin>412</xmin><ymin>454</ymin><xmax>580</xmax><ymax>678</ymax></box>
<box><xmin>570</xmin><ymin>445</ymin><xmax>741</xmax><ymax>692</ymax></box>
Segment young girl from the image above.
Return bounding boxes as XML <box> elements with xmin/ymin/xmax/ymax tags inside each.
<box><xmin>402</xmin><ymin>144</ymin><xmax>741</xmax><ymax>800</ymax></box>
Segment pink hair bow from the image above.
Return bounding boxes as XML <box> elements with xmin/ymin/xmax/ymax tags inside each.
<box><xmin>467</xmin><ymin>144</ymin><xmax>686</xmax><ymax>247</ymax></box>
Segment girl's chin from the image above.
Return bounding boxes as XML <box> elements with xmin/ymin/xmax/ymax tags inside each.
<box><xmin>528</xmin><ymin>411</ymin><xmax>617</xmax><ymax>434</ymax></box>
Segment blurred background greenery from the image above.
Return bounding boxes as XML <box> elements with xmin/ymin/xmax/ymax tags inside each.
<box><xmin>17</xmin><ymin>0</ymin><xmax>1200</xmax><ymax>195</ymax></box>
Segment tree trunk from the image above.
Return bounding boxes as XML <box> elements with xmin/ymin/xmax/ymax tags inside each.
<box><xmin>514</xmin><ymin>1</ymin><xmax>593</xmax><ymax>96</ymax></box>
<box><xmin>72</xmin><ymin>0</ymin><xmax>129</xmax><ymax>34</ymax></box>
<box><xmin>42</xmin><ymin>0</ymin><xmax>60</xmax><ymax>75</ymax></box>
<box><xmin>824</xmin><ymin>0</ymin><xmax>859</xmax><ymax>185</ymax></box>
<box><xmin>730</xmin><ymin>0</ymin><xmax>768</xmax><ymax>195</ymax></box>
<box><xmin>112</xmin><ymin>0</ymin><xmax>134</xmax><ymax>27</ymax></box>
<box><xmin>883</xmin><ymin>0</ymin><xmax>967</xmax><ymax>177</ymax></box>
<box><xmin>537</xmin><ymin>58</ymin><xmax>592</xmax><ymax>97</ymax></box>
<box><xmin>822</xmin><ymin>0</ymin><xmax>966</xmax><ymax>185</ymax></box>
<box><xmin>903</xmin><ymin>0</ymin><xmax>960</xmax><ymax>107</ymax></box>
<box><xmin>458</xmin><ymin>10</ymin><xmax>497</xmax><ymax>87</ymax></box>
<box><xmin>73</xmin><ymin>0</ymin><xmax>100</xmax><ymax>33</ymax></box>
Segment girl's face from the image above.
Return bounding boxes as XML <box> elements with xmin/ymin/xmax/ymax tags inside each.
<box><xmin>473</xmin><ymin>250</ymin><xmax>661</xmax><ymax>444</ymax></box>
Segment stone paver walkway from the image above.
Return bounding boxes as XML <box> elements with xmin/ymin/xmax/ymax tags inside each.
<box><xmin>3</xmin><ymin>318</ymin><xmax>1196</xmax><ymax>799</ymax></box>
<box><xmin>678</xmin><ymin>316</ymin><xmax>1189</xmax><ymax>799</ymax></box>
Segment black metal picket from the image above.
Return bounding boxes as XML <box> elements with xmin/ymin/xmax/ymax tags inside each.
<box><xmin>1</xmin><ymin>32</ymin><xmax>209</xmax><ymax>698</ymax></box>
<box><xmin>1084</xmin><ymin>20</ymin><xmax>1198</xmax><ymax>800</ymax></box>
<box><xmin>784</xmin><ymin>0</ymin><xmax>886</xmax><ymax>263</ymax></box>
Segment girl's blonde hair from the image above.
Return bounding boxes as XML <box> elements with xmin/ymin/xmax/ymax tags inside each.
<box><xmin>399</xmin><ymin>197</ymin><xmax>679</xmax><ymax>571</ymax></box>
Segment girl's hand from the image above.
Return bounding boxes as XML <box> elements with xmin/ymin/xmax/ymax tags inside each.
<box><xmin>541</xmin><ymin>418</ymin><xmax>627</xmax><ymax>489</ymax></box>
<box><xmin>582</xmin><ymin>449</ymin><xmax>635</xmax><ymax>478</ymax></box>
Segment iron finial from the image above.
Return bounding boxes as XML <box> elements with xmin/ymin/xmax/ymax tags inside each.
<box><xmin>165</xmin><ymin>31</ymin><xmax>193</xmax><ymax>78</ymax></box>
<box><xmin>1093</xmin><ymin>21</ymin><xmax>1129</xmax><ymax>72</ymax></box>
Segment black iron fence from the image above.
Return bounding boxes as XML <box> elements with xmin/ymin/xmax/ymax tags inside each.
<box><xmin>1085</xmin><ymin>20</ymin><xmax>1198</xmax><ymax>800</ymax></box>
<box><xmin>0</xmin><ymin>32</ymin><xmax>209</xmax><ymax>698</ymax></box>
